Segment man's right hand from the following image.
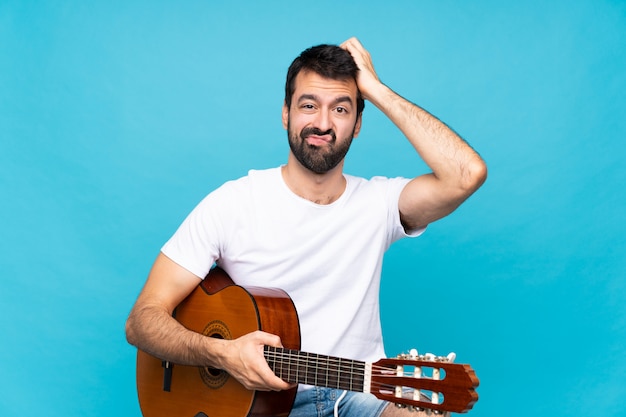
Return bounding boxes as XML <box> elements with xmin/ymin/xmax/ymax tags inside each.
<box><xmin>215</xmin><ymin>330</ymin><xmax>295</xmax><ymax>392</ymax></box>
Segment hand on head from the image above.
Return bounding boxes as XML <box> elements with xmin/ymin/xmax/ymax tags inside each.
<box><xmin>340</xmin><ymin>37</ymin><xmax>381</xmax><ymax>100</ymax></box>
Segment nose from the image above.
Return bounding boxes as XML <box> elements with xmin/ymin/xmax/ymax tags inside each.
<box><xmin>312</xmin><ymin>109</ymin><xmax>332</xmax><ymax>132</ymax></box>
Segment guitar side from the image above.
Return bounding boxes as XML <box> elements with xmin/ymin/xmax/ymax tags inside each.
<box><xmin>136</xmin><ymin>267</ymin><xmax>301</xmax><ymax>417</ymax></box>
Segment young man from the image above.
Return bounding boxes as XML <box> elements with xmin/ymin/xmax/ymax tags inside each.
<box><xmin>126</xmin><ymin>37</ymin><xmax>487</xmax><ymax>417</ymax></box>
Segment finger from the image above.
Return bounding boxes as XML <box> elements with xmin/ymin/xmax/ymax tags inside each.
<box><xmin>339</xmin><ymin>36</ymin><xmax>355</xmax><ymax>48</ymax></box>
<box><xmin>254</xmin><ymin>330</ymin><xmax>284</xmax><ymax>349</ymax></box>
<box><xmin>341</xmin><ymin>37</ymin><xmax>366</xmax><ymax>55</ymax></box>
<box><xmin>259</xmin><ymin>364</ymin><xmax>295</xmax><ymax>391</ymax></box>
<box><xmin>268</xmin><ymin>377</ymin><xmax>295</xmax><ymax>391</ymax></box>
<box><xmin>248</xmin><ymin>332</ymin><xmax>293</xmax><ymax>390</ymax></box>
<box><xmin>341</xmin><ymin>36</ymin><xmax>360</xmax><ymax>47</ymax></box>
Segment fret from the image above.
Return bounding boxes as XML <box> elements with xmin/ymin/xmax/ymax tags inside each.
<box><xmin>263</xmin><ymin>346</ymin><xmax>366</xmax><ymax>393</ymax></box>
<box><xmin>335</xmin><ymin>357</ymin><xmax>344</xmax><ymax>389</ymax></box>
<box><xmin>266</xmin><ymin>350</ymin><xmax>277</xmax><ymax>378</ymax></box>
<box><xmin>349</xmin><ymin>359</ymin><xmax>353</xmax><ymax>391</ymax></box>
<box><xmin>305</xmin><ymin>353</ymin><xmax>320</xmax><ymax>385</ymax></box>
<box><xmin>289</xmin><ymin>348</ymin><xmax>297</xmax><ymax>382</ymax></box>
<box><xmin>305</xmin><ymin>351</ymin><xmax>313</xmax><ymax>386</ymax></box>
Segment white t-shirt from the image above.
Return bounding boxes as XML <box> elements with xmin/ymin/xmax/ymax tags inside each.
<box><xmin>162</xmin><ymin>167</ymin><xmax>423</xmax><ymax>363</ymax></box>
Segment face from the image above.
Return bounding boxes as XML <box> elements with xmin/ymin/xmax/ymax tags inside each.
<box><xmin>283</xmin><ymin>70</ymin><xmax>362</xmax><ymax>174</ymax></box>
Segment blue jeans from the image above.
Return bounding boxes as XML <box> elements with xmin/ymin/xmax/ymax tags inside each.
<box><xmin>288</xmin><ymin>387</ymin><xmax>387</xmax><ymax>417</ymax></box>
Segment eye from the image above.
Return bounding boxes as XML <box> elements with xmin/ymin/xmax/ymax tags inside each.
<box><xmin>335</xmin><ymin>106</ymin><xmax>349</xmax><ymax>114</ymax></box>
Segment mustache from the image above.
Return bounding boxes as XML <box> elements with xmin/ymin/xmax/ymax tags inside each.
<box><xmin>300</xmin><ymin>127</ymin><xmax>336</xmax><ymax>142</ymax></box>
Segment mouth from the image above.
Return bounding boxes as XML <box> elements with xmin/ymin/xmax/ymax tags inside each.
<box><xmin>301</xmin><ymin>128</ymin><xmax>336</xmax><ymax>147</ymax></box>
<box><xmin>305</xmin><ymin>134</ymin><xmax>333</xmax><ymax>146</ymax></box>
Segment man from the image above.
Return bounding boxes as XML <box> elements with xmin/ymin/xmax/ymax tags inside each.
<box><xmin>126</xmin><ymin>37</ymin><xmax>487</xmax><ymax>417</ymax></box>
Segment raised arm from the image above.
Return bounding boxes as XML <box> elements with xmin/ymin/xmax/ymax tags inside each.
<box><xmin>341</xmin><ymin>37</ymin><xmax>487</xmax><ymax>231</ymax></box>
<box><xmin>125</xmin><ymin>252</ymin><xmax>292</xmax><ymax>391</ymax></box>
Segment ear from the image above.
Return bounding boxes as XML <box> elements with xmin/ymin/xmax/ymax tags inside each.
<box><xmin>282</xmin><ymin>102</ymin><xmax>289</xmax><ymax>129</ymax></box>
<box><xmin>353</xmin><ymin>113</ymin><xmax>363</xmax><ymax>138</ymax></box>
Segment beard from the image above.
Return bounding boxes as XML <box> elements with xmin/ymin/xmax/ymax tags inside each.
<box><xmin>287</xmin><ymin>121</ymin><xmax>356</xmax><ymax>174</ymax></box>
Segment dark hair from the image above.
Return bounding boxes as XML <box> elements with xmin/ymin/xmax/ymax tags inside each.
<box><xmin>284</xmin><ymin>44</ymin><xmax>365</xmax><ymax>115</ymax></box>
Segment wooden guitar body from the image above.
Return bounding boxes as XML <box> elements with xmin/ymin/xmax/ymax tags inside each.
<box><xmin>136</xmin><ymin>267</ymin><xmax>479</xmax><ymax>415</ymax></box>
<box><xmin>136</xmin><ymin>267</ymin><xmax>301</xmax><ymax>417</ymax></box>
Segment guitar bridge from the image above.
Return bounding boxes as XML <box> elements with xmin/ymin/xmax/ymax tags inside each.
<box><xmin>162</xmin><ymin>360</ymin><xmax>172</xmax><ymax>392</ymax></box>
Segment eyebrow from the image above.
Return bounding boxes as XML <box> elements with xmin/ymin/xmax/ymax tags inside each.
<box><xmin>297</xmin><ymin>94</ymin><xmax>354</xmax><ymax>107</ymax></box>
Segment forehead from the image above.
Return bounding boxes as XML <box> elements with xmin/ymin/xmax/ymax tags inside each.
<box><xmin>292</xmin><ymin>70</ymin><xmax>358</xmax><ymax>102</ymax></box>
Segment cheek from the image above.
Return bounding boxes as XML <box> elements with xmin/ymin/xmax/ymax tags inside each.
<box><xmin>338</xmin><ymin>118</ymin><xmax>358</xmax><ymax>137</ymax></box>
<box><xmin>288</xmin><ymin>113</ymin><xmax>311</xmax><ymax>132</ymax></box>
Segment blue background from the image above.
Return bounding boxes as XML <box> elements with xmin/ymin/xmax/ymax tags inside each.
<box><xmin>2</xmin><ymin>1</ymin><xmax>625</xmax><ymax>416</ymax></box>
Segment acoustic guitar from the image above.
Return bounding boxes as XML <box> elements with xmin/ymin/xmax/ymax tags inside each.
<box><xmin>136</xmin><ymin>267</ymin><xmax>479</xmax><ymax>416</ymax></box>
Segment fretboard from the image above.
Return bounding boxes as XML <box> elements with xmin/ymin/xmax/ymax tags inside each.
<box><xmin>264</xmin><ymin>346</ymin><xmax>368</xmax><ymax>392</ymax></box>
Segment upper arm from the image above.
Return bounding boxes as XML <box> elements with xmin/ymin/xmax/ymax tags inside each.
<box><xmin>398</xmin><ymin>170</ymin><xmax>485</xmax><ymax>231</ymax></box>
<box><xmin>134</xmin><ymin>252</ymin><xmax>203</xmax><ymax>314</ymax></box>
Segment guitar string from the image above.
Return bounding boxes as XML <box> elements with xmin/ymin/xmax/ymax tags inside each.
<box><xmin>265</xmin><ymin>351</ymin><xmax>365</xmax><ymax>388</ymax></box>
<box><xmin>265</xmin><ymin>359</ymin><xmax>429</xmax><ymax>380</ymax></box>
<box><xmin>264</xmin><ymin>348</ymin><xmax>468</xmax><ymax>410</ymax></box>
<box><xmin>264</xmin><ymin>348</ymin><xmax>445</xmax><ymax>382</ymax></box>
<box><xmin>264</xmin><ymin>349</ymin><xmax>453</xmax><ymax>408</ymax></box>
<box><xmin>264</xmin><ymin>348</ymin><xmax>445</xmax><ymax>374</ymax></box>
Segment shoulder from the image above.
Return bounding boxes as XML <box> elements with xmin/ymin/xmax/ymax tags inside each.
<box><xmin>345</xmin><ymin>174</ymin><xmax>412</xmax><ymax>197</ymax></box>
<box><xmin>209</xmin><ymin>167</ymin><xmax>281</xmax><ymax>196</ymax></box>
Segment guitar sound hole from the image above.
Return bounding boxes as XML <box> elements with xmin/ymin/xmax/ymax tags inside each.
<box><xmin>206</xmin><ymin>333</ymin><xmax>224</xmax><ymax>376</ymax></box>
<box><xmin>198</xmin><ymin>321</ymin><xmax>231</xmax><ymax>389</ymax></box>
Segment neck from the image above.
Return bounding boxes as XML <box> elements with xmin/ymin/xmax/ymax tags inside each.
<box><xmin>282</xmin><ymin>155</ymin><xmax>346</xmax><ymax>205</ymax></box>
<box><xmin>264</xmin><ymin>346</ymin><xmax>368</xmax><ymax>392</ymax></box>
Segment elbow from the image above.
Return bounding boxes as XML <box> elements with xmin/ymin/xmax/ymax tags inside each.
<box><xmin>462</xmin><ymin>157</ymin><xmax>488</xmax><ymax>194</ymax></box>
<box><xmin>125</xmin><ymin>312</ymin><xmax>139</xmax><ymax>347</ymax></box>
<box><xmin>472</xmin><ymin>158</ymin><xmax>488</xmax><ymax>189</ymax></box>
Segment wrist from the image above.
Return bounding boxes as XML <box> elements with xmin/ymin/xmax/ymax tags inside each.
<box><xmin>363</xmin><ymin>82</ymin><xmax>395</xmax><ymax>110</ymax></box>
<box><xmin>200</xmin><ymin>334</ymin><xmax>229</xmax><ymax>369</ymax></box>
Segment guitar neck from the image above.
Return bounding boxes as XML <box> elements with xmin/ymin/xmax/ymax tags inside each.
<box><xmin>264</xmin><ymin>346</ymin><xmax>369</xmax><ymax>393</ymax></box>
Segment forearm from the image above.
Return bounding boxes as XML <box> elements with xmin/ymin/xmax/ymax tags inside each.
<box><xmin>367</xmin><ymin>82</ymin><xmax>485</xmax><ymax>190</ymax></box>
<box><xmin>341</xmin><ymin>37</ymin><xmax>486</xmax><ymax>229</ymax></box>
<box><xmin>125</xmin><ymin>303</ymin><xmax>225</xmax><ymax>367</ymax></box>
